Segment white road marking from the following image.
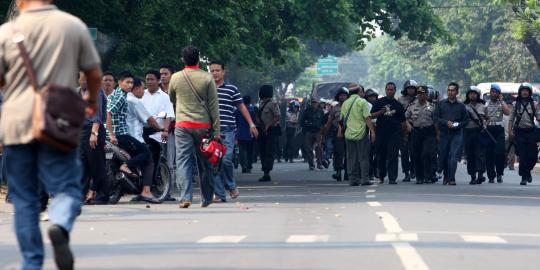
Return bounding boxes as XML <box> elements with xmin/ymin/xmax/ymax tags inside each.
<box><xmin>412</xmin><ymin>230</ymin><xmax>540</xmax><ymax>238</ymax></box>
<box><xmin>197</xmin><ymin>235</ymin><xmax>246</xmax><ymax>244</ymax></box>
<box><xmin>286</xmin><ymin>234</ymin><xmax>330</xmax><ymax>243</ymax></box>
<box><xmin>376</xmin><ymin>212</ymin><xmax>403</xmax><ymax>233</ymax></box>
<box><xmin>461</xmin><ymin>235</ymin><xmax>507</xmax><ymax>244</ymax></box>
<box><xmin>367</xmin><ymin>201</ymin><xmax>382</xmax><ymax>207</ymax></box>
<box><xmin>366</xmin><ymin>189</ymin><xmax>376</xmax><ymax>193</ymax></box>
<box><xmin>366</xmin><ymin>195</ymin><xmax>376</xmax><ymax>199</ymax></box>
<box><xmin>392</xmin><ymin>243</ymin><xmax>430</xmax><ymax>270</ymax></box>
<box><xmin>376</xmin><ymin>233</ymin><xmax>418</xmax><ymax>242</ymax></box>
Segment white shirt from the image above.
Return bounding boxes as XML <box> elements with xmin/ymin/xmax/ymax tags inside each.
<box><xmin>142</xmin><ymin>89</ymin><xmax>175</xmax><ymax>142</ymax></box>
<box><xmin>127</xmin><ymin>93</ymin><xmax>152</xmax><ymax>143</ymax></box>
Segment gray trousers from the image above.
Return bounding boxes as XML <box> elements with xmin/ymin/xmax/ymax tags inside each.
<box><xmin>346</xmin><ymin>134</ymin><xmax>370</xmax><ymax>184</ymax></box>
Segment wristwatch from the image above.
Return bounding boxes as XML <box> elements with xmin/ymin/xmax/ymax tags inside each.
<box><xmin>249</xmin><ymin>123</ymin><xmax>257</xmax><ymax>128</ymax></box>
<box><xmin>91</xmin><ymin>131</ymin><xmax>99</xmax><ymax>136</ymax></box>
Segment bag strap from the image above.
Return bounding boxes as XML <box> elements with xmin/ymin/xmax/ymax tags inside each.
<box><xmin>514</xmin><ymin>101</ymin><xmax>533</xmax><ymax>128</ymax></box>
<box><xmin>343</xmin><ymin>96</ymin><xmax>359</xmax><ymax>126</ymax></box>
<box><xmin>468</xmin><ymin>104</ymin><xmax>484</xmax><ymax>129</ymax></box>
<box><xmin>11</xmin><ymin>25</ymin><xmax>39</xmax><ymax>92</ymax></box>
<box><xmin>182</xmin><ymin>70</ymin><xmax>211</xmax><ymax>117</ymax></box>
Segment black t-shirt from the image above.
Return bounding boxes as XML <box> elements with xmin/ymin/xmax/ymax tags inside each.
<box><xmin>371</xmin><ymin>97</ymin><xmax>406</xmax><ymax>132</ymax></box>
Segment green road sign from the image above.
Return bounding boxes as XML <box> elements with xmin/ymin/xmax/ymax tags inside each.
<box><xmin>316</xmin><ymin>56</ymin><xmax>338</xmax><ymax>75</ymax></box>
<box><xmin>88</xmin><ymin>27</ymin><xmax>97</xmax><ymax>41</ymax></box>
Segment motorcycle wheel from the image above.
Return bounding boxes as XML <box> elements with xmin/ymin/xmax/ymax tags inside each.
<box><xmin>151</xmin><ymin>158</ymin><xmax>171</xmax><ymax>202</ymax></box>
<box><xmin>106</xmin><ymin>160</ymin><xmax>123</xmax><ymax>204</ymax></box>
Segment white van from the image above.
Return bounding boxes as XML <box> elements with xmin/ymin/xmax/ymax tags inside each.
<box><xmin>476</xmin><ymin>82</ymin><xmax>540</xmax><ymax>103</ymax></box>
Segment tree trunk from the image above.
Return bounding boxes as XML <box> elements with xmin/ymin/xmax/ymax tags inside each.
<box><xmin>522</xmin><ymin>31</ymin><xmax>540</xmax><ymax>71</ymax></box>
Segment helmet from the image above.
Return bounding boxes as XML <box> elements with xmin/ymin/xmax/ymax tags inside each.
<box><xmin>465</xmin><ymin>86</ymin><xmax>484</xmax><ymax>104</ymax></box>
<box><xmin>334</xmin><ymin>87</ymin><xmax>350</xmax><ymax>101</ymax></box>
<box><xmin>402</xmin><ymin>80</ymin><xmax>418</xmax><ymax>95</ymax></box>
<box><xmin>517</xmin><ymin>82</ymin><xmax>533</xmax><ymax>100</ymax></box>
<box><xmin>490</xmin><ymin>83</ymin><xmax>502</xmax><ymax>93</ymax></box>
<box><xmin>365</xmin><ymin>89</ymin><xmax>378</xmax><ymax>98</ymax></box>
<box><xmin>200</xmin><ymin>138</ymin><xmax>227</xmax><ymax>166</ymax></box>
<box><xmin>426</xmin><ymin>85</ymin><xmax>438</xmax><ymax>101</ymax></box>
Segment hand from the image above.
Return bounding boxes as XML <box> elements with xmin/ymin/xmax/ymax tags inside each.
<box><xmin>447</xmin><ymin>121</ymin><xmax>454</xmax><ymax>129</ymax></box>
<box><xmin>110</xmin><ymin>134</ymin><xmax>118</xmax><ymax>145</ymax></box>
<box><xmin>161</xmin><ymin>131</ymin><xmax>169</xmax><ymax>143</ymax></box>
<box><xmin>85</xmin><ymin>100</ymin><xmax>98</xmax><ymax>118</ymax></box>
<box><xmin>89</xmin><ymin>134</ymin><xmax>98</xmax><ymax>149</ymax></box>
<box><xmin>370</xmin><ymin>132</ymin><xmax>376</xmax><ymax>144</ymax></box>
<box><xmin>213</xmin><ymin>134</ymin><xmax>221</xmax><ymax>142</ymax></box>
<box><xmin>250</xmin><ymin>127</ymin><xmax>259</xmax><ymax>139</ymax></box>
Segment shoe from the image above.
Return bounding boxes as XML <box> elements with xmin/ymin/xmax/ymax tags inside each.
<box><xmin>402</xmin><ymin>173</ymin><xmax>411</xmax><ymax>182</ymax></box>
<box><xmin>488</xmin><ymin>178</ymin><xmax>495</xmax><ymax>184</ymax></box>
<box><xmin>178</xmin><ymin>200</ymin><xmax>192</xmax><ymax>208</ymax></box>
<box><xmin>497</xmin><ymin>175</ymin><xmax>503</xmax><ymax>183</ymax></box>
<box><xmin>258</xmin><ymin>175</ymin><xmax>271</xmax><ymax>182</ymax></box>
<box><xmin>389</xmin><ymin>180</ymin><xmax>397</xmax><ymax>185</ymax></box>
<box><xmin>520</xmin><ymin>179</ymin><xmax>527</xmax><ymax>185</ymax></box>
<box><xmin>416</xmin><ymin>179</ymin><xmax>424</xmax><ymax>184</ymax></box>
<box><xmin>349</xmin><ymin>182</ymin><xmax>360</xmax><ymax>186</ymax></box>
<box><xmin>322</xmin><ymin>160</ymin><xmax>330</xmax><ymax>169</ymax></box>
<box><xmin>527</xmin><ymin>176</ymin><xmax>532</xmax><ymax>183</ymax></box>
<box><xmin>289</xmin><ymin>160</ymin><xmax>294</xmax><ymax>163</ymax></box>
<box><xmin>317</xmin><ymin>164</ymin><xmax>324</xmax><ymax>170</ymax></box>
<box><xmin>213</xmin><ymin>196</ymin><xmax>226</xmax><ymax>203</ymax></box>
<box><xmin>163</xmin><ymin>194</ymin><xmax>177</xmax><ymax>202</ymax></box>
<box><xmin>201</xmin><ymin>201</ymin><xmax>212</xmax><ymax>208</ymax></box>
<box><xmin>368</xmin><ymin>176</ymin><xmax>374</xmax><ymax>181</ymax></box>
<box><xmin>361</xmin><ymin>182</ymin><xmax>373</xmax><ymax>186</ymax></box>
<box><xmin>448</xmin><ymin>181</ymin><xmax>457</xmax><ymax>186</ymax></box>
<box><xmin>379</xmin><ymin>178</ymin><xmax>384</xmax><ymax>184</ymax></box>
<box><xmin>469</xmin><ymin>175</ymin><xmax>477</xmax><ymax>185</ymax></box>
<box><xmin>48</xmin><ymin>225</ymin><xmax>74</xmax><ymax>270</ymax></box>
<box><xmin>410</xmin><ymin>172</ymin><xmax>416</xmax><ymax>179</ymax></box>
<box><xmin>309</xmin><ymin>167</ymin><xmax>315</xmax><ymax>171</ymax></box>
<box><xmin>241</xmin><ymin>168</ymin><xmax>248</xmax><ymax>173</ymax></box>
<box><xmin>229</xmin><ymin>188</ymin><xmax>240</xmax><ymax>199</ymax></box>
<box><xmin>443</xmin><ymin>177</ymin><xmax>449</xmax><ymax>185</ymax></box>
<box><xmin>476</xmin><ymin>176</ymin><xmax>486</xmax><ymax>184</ymax></box>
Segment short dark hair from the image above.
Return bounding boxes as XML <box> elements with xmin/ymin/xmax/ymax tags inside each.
<box><xmin>118</xmin><ymin>70</ymin><xmax>134</xmax><ymax>81</ymax></box>
<box><xmin>145</xmin><ymin>69</ymin><xmax>160</xmax><ymax>80</ymax></box>
<box><xmin>448</xmin><ymin>82</ymin><xmax>460</xmax><ymax>90</ymax></box>
<box><xmin>102</xmin><ymin>71</ymin><xmax>115</xmax><ymax>80</ymax></box>
<box><xmin>159</xmin><ymin>64</ymin><xmax>174</xmax><ymax>74</ymax></box>
<box><xmin>242</xmin><ymin>95</ymin><xmax>251</xmax><ymax>105</ymax></box>
<box><xmin>209</xmin><ymin>60</ymin><xmax>225</xmax><ymax>70</ymax></box>
<box><xmin>182</xmin><ymin>45</ymin><xmax>200</xmax><ymax>66</ymax></box>
<box><xmin>133</xmin><ymin>77</ymin><xmax>143</xmax><ymax>88</ymax></box>
<box><xmin>386</xmin><ymin>82</ymin><xmax>397</xmax><ymax>90</ymax></box>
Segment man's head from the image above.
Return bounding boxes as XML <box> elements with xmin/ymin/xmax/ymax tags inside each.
<box><xmin>465</xmin><ymin>86</ymin><xmax>480</xmax><ymax>104</ymax></box>
<box><xmin>145</xmin><ymin>69</ymin><xmax>160</xmax><ymax>91</ymax></box>
<box><xmin>402</xmin><ymin>80</ymin><xmax>418</xmax><ymax>97</ymax></box>
<box><xmin>159</xmin><ymin>64</ymin><xmax>174</xmax><ymax>85</ymax></box>
<box><xmin>447</xmin><ymin>82</ymin><xmax>459</xmax><ymax>100</ymax></box>
<box><xmin>79</xmin><ymin>71</ymin><xmax>87</xmax><ymax>90</ymax></box>
<box><xmin>518</xmin><ymin>83</ymin><xmax>533</xmax><ymax>100</ymax></box>
<box><xmin>209</xmin><ymin>61</ymin><xmax>225</xmax><ymax>84</ymax></box>
<box><xmin>489</xmin><ymin>84</ymin><xmax>501</xmax><ymax>100</ymax></box>
<box><xmin>118</xmin><ymin>70</ymin><xmax>134</xmax><ymax>92</ymax></box>
<box><xmin>416</xmin><ymin>86</ymin><xmax>428</xmax><ymax>102</ymax></box>
<box><xmin>259</xmin><ymin>85</ymin><xmax>274</xmax><ymax>99</ymax></box>
<box><xmin>182</xmin><ymin>45</ymin><xmax>200</xmax><ymax>67</ymax></box>
<box><xmin>311</xmin><ymin>98</ymin><xmax>320</xmax><ymax>109</ymax></box>
<box><xmin>242</xmin><ymin>95</ymin><xmax>252</xmax><ymax>105</ymax></box>
<box><xmin>385</xmin><ymin>82</ymin><xmax>397</xmax><ymax>98</ymax></box>
<box><xmin>365</xmin><ymin>89</ymin><xmax>378</xmax><ymax>103</ymax></box>
<box><xmin>348</xmin><ymin>83</ymin><xmax>364</xmax><ymax>97</ymax></box>
<box><xmin>102</xmin><ymin>72</ymin><xmax>115</xmax><ymax>92</ymax></box>
<box><xmin>132</xmin><ymin>77</ymin><xmax>145</xmax><ymax>98</ymax></box>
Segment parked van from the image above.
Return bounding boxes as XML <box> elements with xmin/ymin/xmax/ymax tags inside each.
<box><xmin>476</xmin><ymin>82</ymin><xmax>540</xmax><ymax>104</ymax></box>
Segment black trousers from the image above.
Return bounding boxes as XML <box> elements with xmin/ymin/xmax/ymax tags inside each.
<box><xmin>515</xmin><ymin>128</ymin><xmax>539</xmax><ymax>179</ymax></box>
<box><xmin>259</xmin><ymin>130</ymin><xmax>278</xmax><ymax>174</ymax></box>
<box><xmin>80</xmin><ymin>124</ymin><xmax>109</xmax><ymax>197</ymax></box>
<box><xmin>400</xmin><ymin>131</ymin><xmax>415</xmax><ymax>175</ymax></box>
<box><xmin>332</xmin><ymin>136</ymin><xmax>346</xmax><ymax>171</ymax></box>
<box><xmin>485</xmin><ymin>126</ymin><xmax>505</xmax><ymax>179</ymax></box>
<box><xmin>464</xmin><ymin>128</ymin><xmax>486</xmax><ymax>176</ymax></box>
<box><xmin>284</xmin><ymin>127</ymin><xmax>297</xmax><ymax>161</ymax></box>
<box><xmin>117</xmin><ymin>135</ymin><xmax>153</xmax><ymax>186</ymax></box>
<box><xmin>369</xmin><ymin>141</ymin><xmax>377</xmax><ymax>178</ymax></box>
<box><xmin>376</xmin><ymin>129</ymin><xmax>401</xmax><ymax>181</ymax></box>
<box><xmin>238</xmin><ymin>140</ymin><xmax>254</xmax><ymax>170</ymax></box>
<box><xmin>412</xmin><ymin>127</ymin><xmax>436</xmax><ymax>181</ymax></box>
<box><xmin>143</xmin><ymin>127</ymin><xmax>162</xmax><ymax>182</ymax></box>
<box><xmin>303</xmin><ymin>130</ymin><xmax>322</xmax><ymax>168</ymax></box>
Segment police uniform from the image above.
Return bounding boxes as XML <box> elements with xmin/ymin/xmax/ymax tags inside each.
<box><xmin>399</xmin><ymin>95</ymin><xmax>416</xmax><ymax>181</ymax></box>
<box><xmin>329</xmin><ymin>103</ymin><xmax>346</xmax><ymax>180</ymax></box>
<box><xmin>485</xmin><ymin>99</ymin><xmax>507</xmax><ymax>183</ymax></box>
<box><xmin>463</xmin><ymin>100</ymin><xmax>487</xmax><ymax>184</ymax></box>
<box><xmin>405</xmin><ymin>97</ymin><xmax>436</xmax><ymax>184</ymax></box>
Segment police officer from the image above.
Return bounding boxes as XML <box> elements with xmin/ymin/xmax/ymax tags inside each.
<box><xmin>405</xmin><ymin>86</ymin><xmax>439</xmax><ymax>184</ymax></box>
<box><xmin>463</xmin><ymin>86</ymin><xmax>487</xmax><ymax>185</ymax></box>
<box><xmin>508</xmin><ymin>83</ymin><xmax>540</xmax><ymax>185</ymax></box>
<box><xmin>365</xmin><ymin>89</ymin><xmax>379</xmax><ymax>180</ymax></box>
<box><xmin>324</xmin><ymin>87</ymin><xmax>349</xmax><ymax>181</ymax></box>
<box><xmin>399</xmin><ymin>80</ymin><xmax>418</xmax><ymax>182</ymax></box>
<box><xmin>484</xmin><ymin>84</ymin><xmax>510</xmax><ymax>183</ymax></box>
<box><xmin>427</xmin><ymin>85</ymin><xmax>441</xmax><ymax>181</ymax></box>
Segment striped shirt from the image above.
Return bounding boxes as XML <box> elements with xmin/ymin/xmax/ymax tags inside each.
<box><xmin>217</xmin><ymin>83</ymin><xmax>242</xmax><ymax>128</ymax></box>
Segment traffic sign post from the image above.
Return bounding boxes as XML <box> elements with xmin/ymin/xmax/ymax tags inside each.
<box><xmin>316</xmin><ymin>56</ymin><xmax>338</xmax><ymax>76</ymax></box>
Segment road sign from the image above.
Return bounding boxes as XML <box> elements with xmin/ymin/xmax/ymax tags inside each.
<box><xmin>316</xmin><ymin>56</ymin><xmax>338</xmax><ymax>76</ymax></box>
<box><xmin>88</xmin><ymin>27</ymin><xmax>97</xmax><ymax>41</ymax></box>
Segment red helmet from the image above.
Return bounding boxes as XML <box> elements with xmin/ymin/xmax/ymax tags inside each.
<box><xmin>200</xmin><ymin>139</ymin><xmax>227</xmax><ymax>165</ymax></box>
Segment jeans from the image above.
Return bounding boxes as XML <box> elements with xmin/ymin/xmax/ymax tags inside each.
<box><xmin>238</xmin><ymin>140</ymin><xmax>254</xmax><ymax>170</ymax></box>
<box><xmin>346</xmin><ymin>135</ymin><xmax>370</xmax><ymax>184</ymax></box>
<box><xmin>438</xmin><ymin>130</ymin><xmax>464</xmax><ymax>181</ymax></box>
<box><xmin>5</xmin><ymin>143</ymin><xmax>82</xmax><ymax>270</ymax></box>
<box><xmin>175</xmin><ymin>127</ymin><xmax>214</xmax><ymax>204</ymax></box>
<box><xmin>213</xmin><ymin>127</ymin><xmax>237</xmax><ymax>200</ymax></box>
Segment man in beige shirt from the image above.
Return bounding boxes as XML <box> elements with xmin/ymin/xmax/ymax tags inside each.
<box><xmin>0</xmin><ymin>1</ymin><xmax>101</xmax><ymax>269</ymax></box>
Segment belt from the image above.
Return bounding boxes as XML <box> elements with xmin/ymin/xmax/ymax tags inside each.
<box><xmin>487</xmin><ymin>121</ymin><xmax>503</xmax><ymax>127</ymax></box>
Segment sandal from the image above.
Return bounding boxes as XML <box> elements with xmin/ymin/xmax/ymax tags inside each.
<box><xmin>119</xmin><ymin>164</ymin><xmax>138</xmax><ymax>178</ymax></box>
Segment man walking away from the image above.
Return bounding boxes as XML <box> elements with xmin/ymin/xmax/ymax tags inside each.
<box><xmin>398</xmin><ymin>80</ymin><xmax>418</xmax><ymax>182</ymax></box>
<box><xmin>508</xmin><ymin>83</ymin><xmax>540</xmax><ymax>185</ymax></box>
<box><xmin>405</xmin><ymin>86</ymin><xmax>439</xmax><ymax>184</ymax></box>
<box><xmin>169</xmin><ymin>45</ymin><xmax>221</xmax><ymax>208</ymax></box>
<box><xmin>325</xmin><ymin>87</ymin><xmax>349</xmax><ymax>181</ymax></box>
<box><xmin>485</xmin><ymin>84</ymin><xmax>510</xmax><ymax>183</ymax></box>
<box><xmin>341</xmin><ymin>86</ymin><xmax>376</xmax><ymax>186</ymax></box>
<box><xmin>301</xmin><ymin>98</ymin><xmax>325</xmax><ymax>170</ymax></box>
<box><xmin>237</xmin><ymin>96</ymin><xmax>257</xmax><ymax>173</ymax></box>
<box><xmin>285</xmin><ymin>101</ymin><xmax>301</xmax><ymax>163</ymax></box>
<box><xmin>371</xmin><ymin>82</ymin><xmax>407</xmax><ymax>184</ymax></box>
<box><xmin>0</xmin><ymin>1</ymin><xmax>102</xmax><ymax>269</ymax></box>
<box><xmin>434</xmin><ymin>82</ymin><xmax>469</xmax><ymax>186</ymax></box>
<box><xmin>365</xmin><ymin>89</ymin><xmax>379</xmax><ymax>180</ymax></box>
<box><xmin>257</xmin><ymin>85</ymin><xmax>281</xmax><ymax>182</ymax></box>
<box><xmin>209</xmin><ymin>61</ymin><xmax>258</xmax><ymax>202</ymax></box>
<box><xmin>463</xmin><ymin>86</ymin><xmax>487</xmax><ymax>185</ymax></box>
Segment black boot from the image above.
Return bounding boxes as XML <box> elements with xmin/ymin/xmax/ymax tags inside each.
<box><xmin>476</xmin><ymin>172</ymin><xmax>486</xmax><ymax>184</ymax></box>
<box><xmin>258</xmin><ymin>173</ymin><xmax>271</xmax><ymax>182</ymax></box>
<box><xmin>497</xmin><ymin>175</ymin><xmax>503</xmax><ymax>183</ymax></box>
<box><xmin>416</xmin><ymin>178</ymin><xmax>424</xmax><ymax>184</ymax></box>
<box><xmin>402</xmin><ymin>172</ymin><xmax>411</xmax><ymax>182</ymax></box>
<box><xmin>469</xmin><ymin>175</ymin><xmax>477</xmax><ymax>185</ymax></box>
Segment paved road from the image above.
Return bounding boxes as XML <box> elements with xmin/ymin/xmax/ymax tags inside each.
<box><xmin>1</xmin><ymin>160</ymin><xmax>539</xmax><ymax>270</ymax></box>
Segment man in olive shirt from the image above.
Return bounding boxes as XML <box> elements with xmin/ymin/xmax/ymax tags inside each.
<box><xmin>0</xmin><ymin>1</ymin><xmax>101</xmax><ymax>269</ymax></box>
<box><xmin>341</xmin><ymin>87</ymin><xmax>376</xmax><ymax>186</ymax></box>
<box><xmin>169</xmin><ymin>45</ymin><xmax>220</xmax><ymax>208</ymax></box>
